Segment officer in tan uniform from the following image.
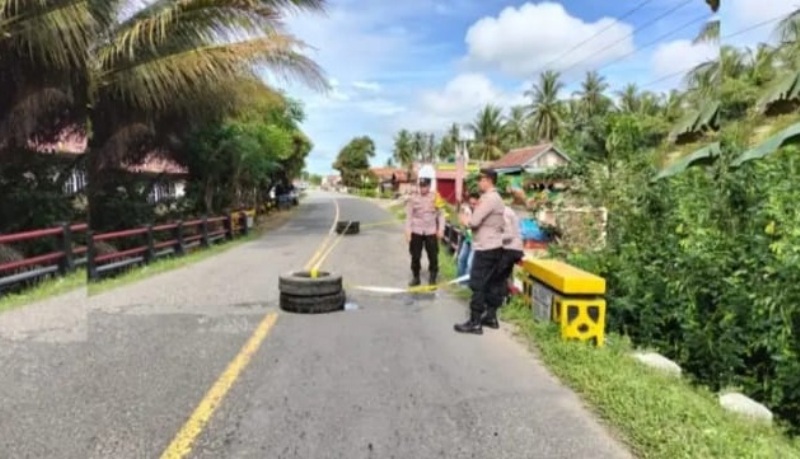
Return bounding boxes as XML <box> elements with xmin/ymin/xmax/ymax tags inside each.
<box><xmin>455</xmin><ymin>168</ymin><xmax>506</xmax><ymax>334</ymax></box>
<box><xmin>404</xmin><ymin>177</ymin><xmax>445</xmax><ymax>286</ymax></box>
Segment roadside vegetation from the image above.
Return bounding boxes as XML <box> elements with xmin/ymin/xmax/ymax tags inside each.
<box><xmin>0</xmin><ymin>1</ymin><xmax>328</xmax><ymax>302</ymax></box>
<box><xmin>385</xmin><ymin>7</ymin><xmax>800</xmax><ymax>451</ymax></box>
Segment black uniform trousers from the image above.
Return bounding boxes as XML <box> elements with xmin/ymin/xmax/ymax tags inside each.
<box><xmin>491</xmin><ymin>248</ymin><xmax>525</xmax><ymax>304</ymax></box>
<box><xmin>468</xmin><ymin>247</ymin><xmax>505</xmax><ymax>321</ymax></box>
<box><xmin>409</xmin><ymin>233</ymin><xmax>439</xmax><ymax>276</ymax></box>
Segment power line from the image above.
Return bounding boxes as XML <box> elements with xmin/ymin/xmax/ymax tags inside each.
<box><xmin>583</xmin><ymin>13</ymin><xmax>711</xmax><ymax>82</ymax></box>
<box><xmin>623</xmin><ymin>14</ymin><xmax>789</xmax><ymax>91</ymax></box>
<box><xmin>554</xmin><ymin>0</ymin><xmax>695</xmax><ymax>77</ymax></box>
<box><xmin>532</xmin><ymin>0</ymin><xmax>657</xmax><ymax>75</ymax></box>
<box><xmin>638</xmin><ymin>68</ymin><xmax>695</xmax><ymax>89</ymax></box>
<box><xmin>722</xmin><ymin>14</ymin><xmax>785</xmax><ymax>40</ymax></box>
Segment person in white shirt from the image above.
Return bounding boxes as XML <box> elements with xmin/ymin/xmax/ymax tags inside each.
<box><xmin>455</xmin><ymin>191</ymin><xmax>479</xmax><ymax>284</ymax></box>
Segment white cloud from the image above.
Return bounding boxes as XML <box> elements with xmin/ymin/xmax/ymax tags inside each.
<box><xmin>463</xmin><ymin>1</ymin><xmax>635</xmax><ymax>79</ymax></box>
<box><xmin>650</xmin><ymin>39</ymin><xmax>718</xmax><ymax>79</ymax></box>
<box><xmin>357</xmin><ymin>99</ymin><xmax>406</xmax><ymax>116</ymax></box>
<box><xmin>352</xmin><ymin>81</ymin><xmax>382</xmax><ymax>92</ymax></box>
<box><xmin>392</xmin><ymin>73</ymin><xmax>525</xmax><ymax>133</ymax></box>
<box><xmin>723</xmin><ymin>0</ymin><xmax>796</xmax><ymax>46</ymax></box>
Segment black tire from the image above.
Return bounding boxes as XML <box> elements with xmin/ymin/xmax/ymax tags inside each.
<box><xmin>280</xmin><ymin>290</ymin><xmax>346</xmax><ymax>314</ymax></box>
<box><xmin>279</xmin><ymin>271</ymin><xmax>343</xmax><ymax>297</ymax></box>
<box><xmin>335</xmin><ymin>220</ymin><xmax>360</xmax><ymax>235</ymax></box>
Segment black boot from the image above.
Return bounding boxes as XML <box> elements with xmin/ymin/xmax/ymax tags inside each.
<box><xmin>481</xmin><ymin>309</ymin><xmax>499</xmax><ymax>329</ymax></box>
<box><xmin>454</xmin><ymin>317</ymin><xmax>483</xmax><ymax>335</ymax></box>
<box><xmin>409</xmin><ymin>274</ymin><xmax>421</xmax><ymax>287</ymax></box>
<box><xmin>428</xmin><ymin>271</ymin><xmax>438</xmax><ymax>286</ymax></box>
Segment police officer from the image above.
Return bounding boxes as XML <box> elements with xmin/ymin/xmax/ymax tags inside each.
<box><xmin>483</xmin><ymin>205</ymin><xmax>525</xmax><ymax>328</ymax></box>
<box><xmin>455</xmin><ymin>168</ymin><xmax>506</xmax><ymax>334</ymax></box>
<box><xmin>404</xmin><ymin>177</ymin><xmax>445</xmax><ymax>286</ymax></box>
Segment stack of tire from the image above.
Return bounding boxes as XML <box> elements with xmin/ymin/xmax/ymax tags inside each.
<box><xmin>279</xmin><ymin>270</ymin><xmax>346</xmax><ymax>313</ymax></box>
<box><xmin>335</xmin><ymin>220</ymin><xmax>359</xmax><ymax>235</ymax></box>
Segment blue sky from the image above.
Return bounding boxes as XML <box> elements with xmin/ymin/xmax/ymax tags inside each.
<box><xmin>269</xmin><ymin>0</ymin><xmax>795</xmax><ymax>175</ymax></box>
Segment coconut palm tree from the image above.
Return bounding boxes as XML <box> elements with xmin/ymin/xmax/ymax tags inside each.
<box><xmin>505</xmin><ymin>105</ymin><xmax>530</xmax><ymax>148</ymax></box>
<box><xmin>574</xmin><ymin>70</ymin><xmax>611</xmax><ymax>117</ymax></box>
<box><xmin>694</xmin><ymin>19</ymin><xmax>720</xmax><ymax>44</ymax></box>
<box><xmin>467</xmin><ymin>104</ymin><xmax>508</xmax><ymax>161</ymax></box>
<box><xmin>434</xmin><ymin>122</ymin><xmax>460</xmax><ymax>161</ymax></box>
<box><xmin>617</xmin><ymin>84</ymin><xmax>641</xmax><ymax>113</ymax></box>
<box><xmin>0</xmin><ymin>0</ymin><xmax>95</xmax><ymax>151</ymax></box>
<box><xmin>525</xmin><ymin>70</ymin><xmax>564</xmax><ymax>141</ymax></box>
<box><xmin>77</xmin><ymin>0</ymin><xmax>329</xmax><ymax>227</ymax></box>
<box><xmin>392</xmin><ymin>129</ymin><xmax>414</xmax><ymax>179</ymax></box>
<box><xmin>411</xmin><ymin>131</ymin><xmax>426</xmax><ymax>162</ymax></box>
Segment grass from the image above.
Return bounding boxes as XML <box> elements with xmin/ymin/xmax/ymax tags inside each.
<box><xmin>0</xmin><ymin>206</ymin><xmax>299</xmax><ymax>308</ymax></box>
<box><xmin>0</xmin><ymin>271</ymin><xmax>85</xmax><ymax>314</ymax></box>
<box><xmin>499</xmin><ymin>300</ymin><xmax>800</xmax><ymax>458</ymax></box>
<box><xmin>87</xmin><ymin>233</ymin><xmax>258</xmax><ymax>295</ymax></box>
<box><xmin>434</xmin><ymin>246</ymin><xmax>800</xmax><ymax>458</ymax></box>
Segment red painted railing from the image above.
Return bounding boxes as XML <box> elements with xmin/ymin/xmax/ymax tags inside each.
<box><xmin>86</xmin><ymin>213</ymin><xmax>250</xmax><ymax>281</ymax></box>
<box><xmin>0</xmin><ymin>223</ymin><xmax>89</xmax><ymax>290</ymax></box>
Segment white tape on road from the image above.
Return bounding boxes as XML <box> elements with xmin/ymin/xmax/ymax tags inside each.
<box><xmin>349</xmin><ymin>274</ymin><xmax>470</xmax><ymax>295</ymax></box>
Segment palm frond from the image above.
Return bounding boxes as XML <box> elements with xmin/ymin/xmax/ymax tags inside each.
<box><xmin>102</xmin><ymin>33</ymin><xmax>328</xmax><ymax>112</ymax></box>
<box><xmin>104</xmin><ymin>0</ymin><xmax>325</xmax><ymax>67</ymax></box>
<box><xmin>0</xmin><ymin>0</ymin><xmax>94</xmax><ymax>68</ymax></box>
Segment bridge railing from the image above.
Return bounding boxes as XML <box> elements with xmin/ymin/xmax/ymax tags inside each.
<box><xmin>86</xmin><ymin>211</ymin><xmax>253</xmax><ymax>282</ymax></box>
<box><xmin>0</xmin><ymin>223</ymin><xmax>89</xmax><ymax>293</ymax></box>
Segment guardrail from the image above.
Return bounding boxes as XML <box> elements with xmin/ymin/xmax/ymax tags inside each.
<box><xmin>0</xmin><ymin>223</ymin><xmax>89</xmax><ymax>292</ymax></box>
<box><xmin>87</xmin><ymin>211</ymin><xmax>252</xmax><ymax>281</ymax></box>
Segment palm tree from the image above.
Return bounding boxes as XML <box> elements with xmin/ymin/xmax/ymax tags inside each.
<box><xmin>756</xmin><ymin>8</ymin><xmax>800</xmax><ymax>113</ymax></box>
<box><xmin>505</xmin><ymin>105</ymin><xmax>530</xmax><ymax>148</ymax></box>
<box><xmin>392</xmin><ymin>129</ymin><xmax>414</xmax><ymax>180</ymax></box>
<box><xmin>617</xmin><ymin>84</ymin><xmax>640</xmax><ymax>113</ymax></box>
<box><xmin>744</xmin><ymin>44</ymin><xmax>777</xmax><ymax>86</ymax></box>
<box><xmin>73</xmin><ymin>0</ymin><xmax>329</xmax><ymax>227</ymax></box>
<box><xmin>467</xmin><ymin>104</ymin><xmax>508</xmax><ymax>161</ymax></box>
<box><xmin>0</xmin><ymin>0</ymin><xmax>95</xmax><ymax>151</ymax></box>
<box><xmin>574</xmin><ymin>70</ymin><xmax>611</xmax><ymax>117</ymax></box>
<box><xmin>525</xmin><ymin>70</ymin><xmax>564</xmax><ymax>141</ymax></box>
<box><xmin>426</xmin><ymin>133</ymin><xmax>436</xmax><ymax>162</ymax></box>
<box><xmin>436</xmin><ymin>122</ymin><xmax>460</xmax><ymax>160</ymax></box>
<box><xmin>411</xmin><ymin>131</ymin><xmax>426</xmax><ymax>162</ymax></box>
<box><xmin>694</xmin><ymin>20</ymin><xmax>720</xmax><ymax>44</ymax></box>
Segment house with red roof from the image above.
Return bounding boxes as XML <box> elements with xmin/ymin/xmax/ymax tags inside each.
<box><xmin>489</xmin><ymin>143</ymin><xmax>571</xmax><ymax>174</ymax></box>
<box><xmin>29</xmin><ymin>129</ymin><xmax>188</xmax><ymax>202</ymax></box>
<box><xmin>433</xmin><ymin>144</ymin><xmax>571</xmax><ymax>205</ymax></box>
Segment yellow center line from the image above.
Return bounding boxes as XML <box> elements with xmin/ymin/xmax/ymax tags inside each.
<box><xmin>304</xmin><ymin>199</ymin><xmax>340</xmax><ymax>271</ymax></box>
<box><xmin>159</xmin><ymin>313</ymin><xmax>278</xmax><ymax>459</ymax></box>
<box><xmin>159</xmin><ymin>196</ymin><xmax>340</xmax><ymax>459</ymax></box>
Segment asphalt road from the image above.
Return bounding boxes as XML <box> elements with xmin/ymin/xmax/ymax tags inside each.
<box><xmin>0</xmin><ymin>191</ymin><xmax>632</xmax><ymax>459</ymax></box>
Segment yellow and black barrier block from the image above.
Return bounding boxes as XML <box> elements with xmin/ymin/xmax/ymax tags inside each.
<box><xmin>519</xmin><ymin>258</ymin><xmax>607</xmax><ymax>347</ymax></box>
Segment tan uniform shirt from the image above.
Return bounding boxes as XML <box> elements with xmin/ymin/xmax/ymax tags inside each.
<box><xmin>502</xmin><ymin>206</ymin><xmax>524</xmax><ymax>251</ymax></box>
<box><xmin>405</xmin><ymin>192</ymin><xmax>445</xmax><ymax>236</ymax></box>
<box><xmin>468</xmin><ymin>188</ymin><xmax>505</xmax><ymax>251</ymax></box>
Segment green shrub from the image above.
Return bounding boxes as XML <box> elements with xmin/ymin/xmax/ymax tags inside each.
<box><xmin>565</xmin><ymin>133</ymin><xmax>800</xmax><ymax>433</ymax></box>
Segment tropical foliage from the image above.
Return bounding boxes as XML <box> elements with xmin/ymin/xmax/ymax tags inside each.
<box><xmin>333</xmin><ymin>136</ymin><xmax>377</xmax><ymax>187</ymax></box>
<box><xmin>0</xmin><ymin>0</ymin><xmax>329</xmax><ymax>233</ymax></box>
<box><xmin>391</xmin><ymin>9</ymin><xmax>800</xmax><ymax>435</ymax></box>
